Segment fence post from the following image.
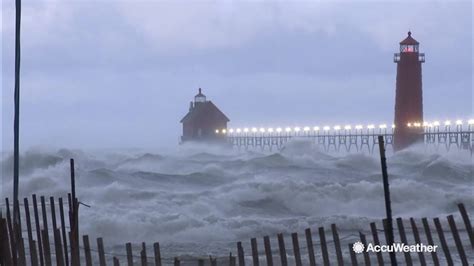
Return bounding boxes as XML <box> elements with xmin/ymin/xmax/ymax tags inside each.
<box><xmin>378</xmin><ymin>135</ymin><xmax>397</xmax><ymax>266</ymax></box>
<box><xmin>305</xmin><ymin>228</ymin><xmax>316</xmax><ymax>266</ymax></box>
<box><xmin>277</xmin><ymin>233</ymin><xmax>287</xmax><ymax>266</ymax></box>
<box><xmin>69</xmin><ymin>159</ymin><xmax>81</xmax><ymax>266</ymax></box>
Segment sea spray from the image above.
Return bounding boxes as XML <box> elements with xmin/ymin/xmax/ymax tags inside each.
<box><xmin>0</xmin><ymin>140</ymin><xmax>472</xmax><ymax>259</ymax></box>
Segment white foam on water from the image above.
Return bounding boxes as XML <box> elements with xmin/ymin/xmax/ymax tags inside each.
<box><xmin>1</xmin><ymin>140</ymin><xmax>473</xmax><ymax>262</ymax></box>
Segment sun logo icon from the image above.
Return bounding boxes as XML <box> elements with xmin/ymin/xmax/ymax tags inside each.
<box><xmin>352</xmin><ymin>241</ymin><xmax>365</xmax><ymax>254</ymax></box>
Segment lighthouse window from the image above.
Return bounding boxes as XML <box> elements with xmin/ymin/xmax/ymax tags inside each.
<box><xmin>400</xmin><ymin>44</ymin><xmax>418</xmax><ymax>53</ymax></box>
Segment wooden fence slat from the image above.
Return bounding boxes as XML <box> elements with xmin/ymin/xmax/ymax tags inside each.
<box><xmin>409</xmin><ymin>218</ymin><xmax>426</xmax><ymax>266</ymax></box>
<box><xmin>18</xmin><ymin>237</ymin><xmax>27</xmax><ymax>266</ymax></box>
<box><xmin>370</xmin><ymin>222</ymin><xmax>384</xmax><ymax>266</ymax></box>
<box><xmin>83</xmin><ymin>235</ymin><xmax>93</xmax><ymax>266</ymax></box>
<box><xmin>349</xmin><ymin>243</ymin><xmax>358</xmax><ymax>266</ymax></box>
<box><xmin>5</xmin><ymin>198</ymin><xmax>17</xmax><ymax>265</ymax></box>
<box><xmin>54</xmin><ymin>228</ymin><xmax>65</xmax><ymax>266</ymax></box>
<box><xmin>421</xmin><ymin>218</ymin><xmax>440</xmax><ymax>266</ymax></box>
<box><xmin>318</xmin><ymin>227</ymin><xmax>330</xmax><ymax>266</ymax></box>
<box><xmin>14</xmin><ymin>199</ymin><xmax>26</xmax><ymax>266</ymax></box>
<box><xmin>24</xmin><ymin>197</ymin><xmax>38</xmax><ymax>266</ymax></box>
<box><xmin>72</xmin><ymin>198</ymin><xmax>81</xmax><ymax>266</ymax></box>
<box><xmin>97</xmin><ymin>237</ymin><xmax>107</xmax><ymax>266</ymax></box>
<box><xmin>331</xmin><ymin>224</ymin><xmax>344</xmax><ymax>266</ymax></box>
<box><xmin>113</xmin><ymin>257</ymin><xmax>120</xmax><ymax>266</ymax></box>
<box><xmin>67</xmin><ymin>193</ymin><xmax>72</xmax><ymax>229</ymax></box>
<box><xmin>126</xmin><ymin>242</ymin><xmax>133</xmax><ymax>266</ymax></box>
<box><xmin>209</xmin><ymin>255</ymin><xmax>217</xmax><ymax>266</ymax></box>
<box><xmin>382</xmin><ymin>218</ymin><xmax>398</xmax><ymax>266</ymax></box>
<box><xmin>51</xmin><ymin>197</ymin><xmax>65</xmax><ymax>266</ymax></box>
<box><xmin>291</xmin><ymin>233</ymin><xmax>302</xmax><ymax>266</ymax></box>
<box><xmin>433</xmin><ymin>217</ymin><xmax>453</xmax><ymax>265</ymax></box>
<box><xmin>457</xmin><ymin>203</ymin><xmax>474</xmax><ymax>248</ymax></box>
<box><xmin>447</xmin><ymin>215</ymin><xmax>468</xmax><ymax>266</ymax></box>
<box><xmin>153</xmin><ymin>242</ymin><xmax>162</xmax><ymax>266</ymax></box>
<box><xmin>396</xmin><ymin>218</ymin><xmax>412</xmax><ymax>266</ymax></box>
<box><xmin>277</xmin><ymin>233</ymin><xmax>287</xmax><ymax>266</ymax></box>
<box><xmin>59</xmin><ymin>198</ymin><xmax>69</xmax><ymax>266</ymax></box>
<box><xmin>31</xmin><ymin>240</ymin><xmax>39</xmax><ymax>266</ymax></box>
<box><xmin>237</xmin><ymin>241</ymin><xmax>245</xmax><ymax>266</ymax></box>
<box><xmin>263</xmin><ymin>236</ymin><xmax>273</xmax><ymax>266</ymax></box>
<box><xmin>304</xmin><ymin>228</ymin><xmax>316</xmax><ymax>266</ymax></box>
<box><xmin>229</xmin><ymin>252</ymin><xmax>236</xmax><ymax>266</ymax></box>
<box><xmin>251</xmin><ymin>238</ymin><xmax>259</xmax><ymax>266</ymax></box>
<box><xmin>42</xmin><ymin>229</ymin><xmax>52</xmax><ymax>266</ymax></box>
<box><xmin>359</xmin><ymin>232</ymin><xmax>371</xmax><ymax>266</ymax></box>
<box><xmin>0</xmin><ymin>218</ymin><xmax>13</xmax><ymax>266</ymax></box>
<box><xmin>141</xmin><ymin>242</ymin><xmax>148</xmax><ymax>266</ymax></box>
<box><xmin>40</xmin><ymin>196</ymin><xmax>52</xmax><ymax>266</ymax></box>
<box><xmin>32</xmin><ymin>194</ymin><xmax>45</xmax><ymax>266</ymax></box>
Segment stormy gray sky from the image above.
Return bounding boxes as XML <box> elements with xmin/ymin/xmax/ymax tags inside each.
<box><xmin>1</xmin><ymin>0</ymin><xmax>472</xmax><ymax>150</ymax></box>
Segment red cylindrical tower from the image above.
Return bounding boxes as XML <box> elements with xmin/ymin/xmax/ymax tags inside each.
<box><xmin>393</xmin><ymin>31</ymin><xmax>425</xmax><ymax>151</ymax></box>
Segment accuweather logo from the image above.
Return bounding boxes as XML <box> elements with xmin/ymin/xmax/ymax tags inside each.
<box><xmin>352</xmin><ymin>242</ymin><xmax>438</xmax><ymax>253</ymax></box>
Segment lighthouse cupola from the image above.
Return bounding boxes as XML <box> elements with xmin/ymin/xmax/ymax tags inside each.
<box><xmin>194</xmin><ymin>88</ymin><xmax>207</xmax><ymax>104</ymax></box>
<box><xmin>394</xmin><ymin>31</ymin><xmax>425</xmax><ymax>62</ymax></box>
<box><xmin>400</xmin><ymin>31</ymin><xmax>419</xmax><ymax>52</ymax></box>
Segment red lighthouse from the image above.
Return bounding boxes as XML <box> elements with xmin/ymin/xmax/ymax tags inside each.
<box><xmin>393</xmin><ymin>31</ymin><xmax>425</xmax><ymax>151</ymax></box>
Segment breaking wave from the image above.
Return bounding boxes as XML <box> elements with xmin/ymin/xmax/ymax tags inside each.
<box><xmin>1</xmin><ymin>140</ymin><xmax>473</xmax><ymax>261</ymax></box>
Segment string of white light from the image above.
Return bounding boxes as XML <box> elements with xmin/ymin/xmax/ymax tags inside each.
<box><xmin>215</xmin><ymin>118</ymin><xmax>474</xmax><ymax>134</ymax></box>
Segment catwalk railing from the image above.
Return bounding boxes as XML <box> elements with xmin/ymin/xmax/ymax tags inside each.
<box><xmin>224</xmin><ymin>126</ymin><xmax>474</xmax><ymax>153</ymax></box>
<box><xmin>1</xmin><ymin>196</ymin><xmax>472</xmax><ymax>265</ymax></box>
